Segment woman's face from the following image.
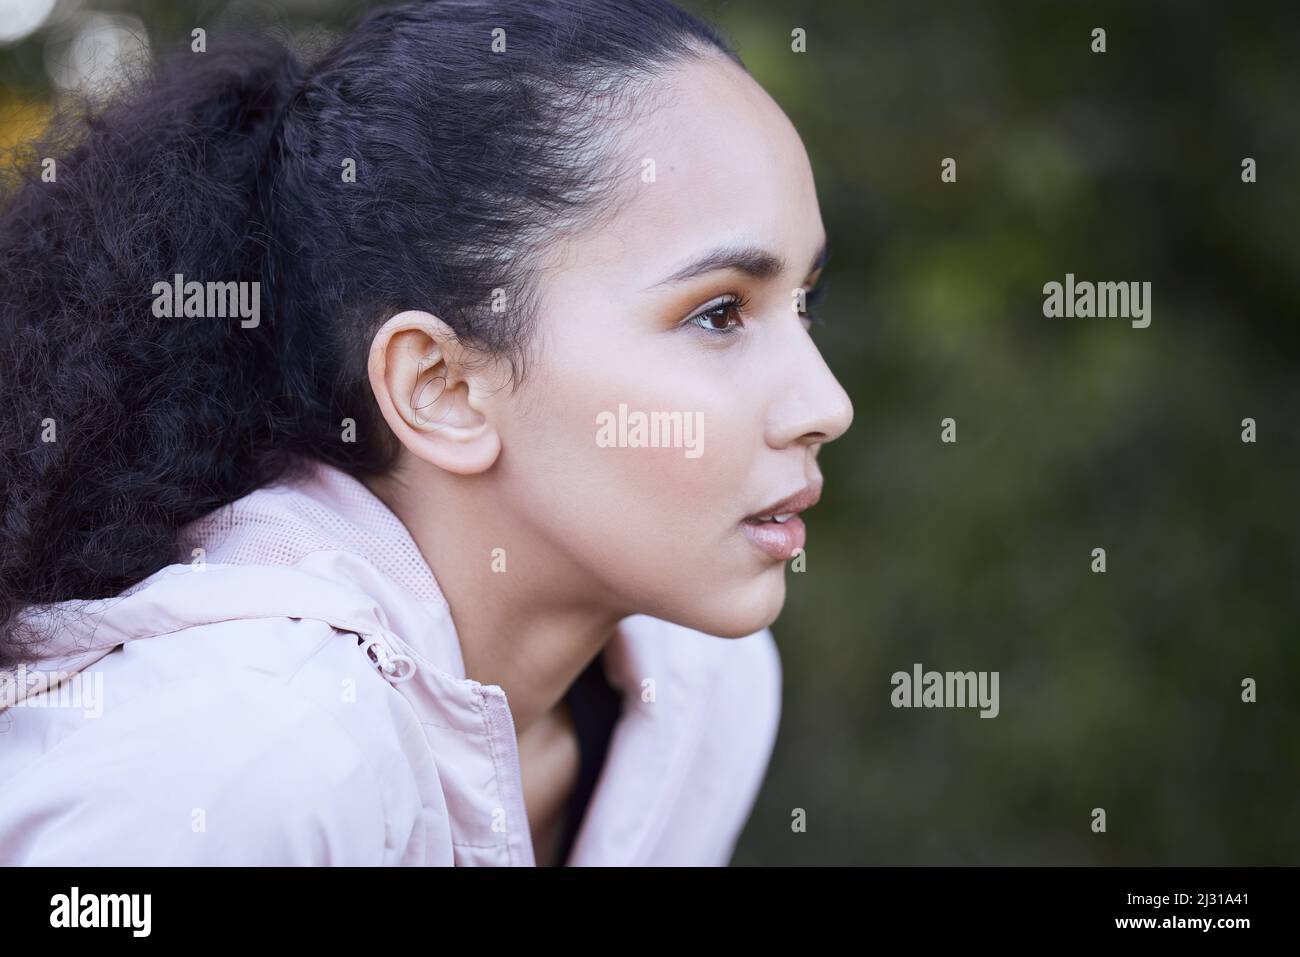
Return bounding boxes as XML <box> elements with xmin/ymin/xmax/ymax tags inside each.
<box><xmin>488</xmin><ymin>54</ymin><xmax>853</xmax><ymax>638</ymax></box>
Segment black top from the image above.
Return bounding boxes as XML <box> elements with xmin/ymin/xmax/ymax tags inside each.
<box><xmin>553</xmin><ymin>649</ymin><xmax>624</xmax><ymax>865</ymax></box>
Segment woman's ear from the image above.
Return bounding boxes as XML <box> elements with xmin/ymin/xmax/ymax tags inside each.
<box><xmin>366</xmin><ymin>310</ymin><xmax>502</xmax><ymax>475</ymax></box>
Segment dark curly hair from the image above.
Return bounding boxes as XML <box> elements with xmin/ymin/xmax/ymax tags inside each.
<box><xmin>0</xmin><ymin>0</ymin><xmax>743</xmax><ymax>667</ymax></box>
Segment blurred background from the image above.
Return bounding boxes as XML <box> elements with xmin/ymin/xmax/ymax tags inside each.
<box><xmin>2</xmin><ymin>0</ymin><xmax>1296</xmax><ymax>864</ymax></box>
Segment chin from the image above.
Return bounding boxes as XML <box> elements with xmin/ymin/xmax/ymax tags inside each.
<box><xmin>663</xmin><ymin>565</ymin><xmax>788</xmax><ymax>638</ymax></box>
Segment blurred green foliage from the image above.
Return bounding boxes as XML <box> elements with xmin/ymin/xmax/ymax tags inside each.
<box><xmin>3</xmin><ymin>0</ymin><xmax>1296</xmax><ymax>864</ymax></box>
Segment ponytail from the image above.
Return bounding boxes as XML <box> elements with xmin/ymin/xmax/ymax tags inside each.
<box><xmin>0</xmin><ymin>36</ymin><xmax>308</xmax><ymax>666</ymax></box>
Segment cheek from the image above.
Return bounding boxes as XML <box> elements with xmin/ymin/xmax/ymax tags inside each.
<box><xmin>600</xmin><ymin>355</ymin><xmax>751</xmax><ymax>513</ymax></box>
<box><xmin>501</xmin><ymin>342</ymin><xmax>758</xmax><ymax>548</ymax></box>
<box><xmin>491</xmin><ymin>325</ymin><xmax>787</xmax><ymax>631</ymax></box>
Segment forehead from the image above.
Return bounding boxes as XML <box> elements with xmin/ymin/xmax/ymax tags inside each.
<box><xmin>541</xmin><ymin>55</ymin><xmax>823</xmax><ymax>287</ymax></box>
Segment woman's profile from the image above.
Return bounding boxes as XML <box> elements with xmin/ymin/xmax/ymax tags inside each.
<box><xmin>0</xmin><ymin>0</ymin><xmax>852</xmax><ymax>866</ymax></box>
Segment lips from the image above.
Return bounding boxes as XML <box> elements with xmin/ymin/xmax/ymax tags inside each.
<box><xmin>741</xmin><ymin>478</ymin><xmax>822</xmax><ymax>561</ymax></box>
<box><xmin>743</xmin><ymin>479</ymin><xmax>823</xmax><ymax>524</ymax></box>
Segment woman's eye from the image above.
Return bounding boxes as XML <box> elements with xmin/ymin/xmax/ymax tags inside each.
<box><xmin>686</xmin><ymin>296</ymin><xmax>746</xmax><ymax>335</ymax></box>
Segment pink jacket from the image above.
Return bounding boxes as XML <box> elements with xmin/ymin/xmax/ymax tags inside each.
<box><xmin>0</xmin><ymin>461</ymin><xmax>781</xmax><ymax>866</ymax></box>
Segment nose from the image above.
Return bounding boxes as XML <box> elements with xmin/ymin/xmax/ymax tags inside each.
<box><xmin>764</xmin><ymin>325</ymin><xmax>854</xmax><ymax>450</ymax></box>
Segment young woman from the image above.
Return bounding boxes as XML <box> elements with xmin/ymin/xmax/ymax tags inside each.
<box><xmin>0</xmin><ymin>0</ymin><xmax>852</xmax><ymax>866</ymax></box>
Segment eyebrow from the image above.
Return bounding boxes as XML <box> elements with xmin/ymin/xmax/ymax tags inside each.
<box><xmin>646</xmin><ymin>239</ymin><xmax>829</xmax><ymax>289</ymax></box>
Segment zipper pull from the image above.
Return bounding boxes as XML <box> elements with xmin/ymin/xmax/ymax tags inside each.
<box><xmin>358</xmin><ymin>634</ymin><xmax>416</xmax><ymax>684</ymax></box>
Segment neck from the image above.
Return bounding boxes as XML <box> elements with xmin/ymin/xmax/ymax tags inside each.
<box><xmin>362</xmin><ymin>464</ymin><xmax>625</xmax><ymax>736</ymax></box>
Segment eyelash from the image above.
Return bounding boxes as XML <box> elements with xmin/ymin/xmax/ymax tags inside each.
<box><xmin>683</xmin><ymin>281</ymin><xmax>828</xmax><ymax>337</ymax></box>
<box><xmin>684</xmin><ymin>292</ymin><xmax>752</xmax><ymax>336</ymax></box>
